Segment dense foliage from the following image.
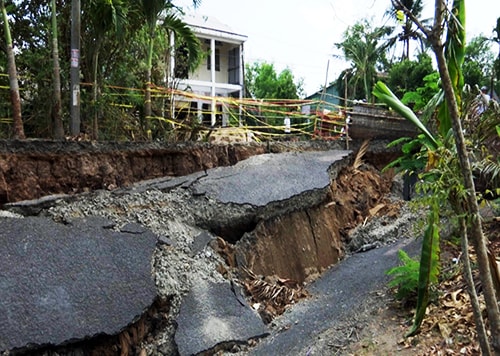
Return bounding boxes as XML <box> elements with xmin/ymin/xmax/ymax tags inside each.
<box><xmin>374</xmin><ymin>0</ymin><xmax>500</xmax><ymax>351</ymax></box>
<box><xmin>463</xmin><ymin>35</ymin><xmax>495</xmax><ymax>88</ymax></box>
<box><xmin>335</xmin><ymin>19</ymin><xmax>392</xmax><ymax>102</ymax></box>
<box><xmin>0</xmin><ymin>0</ymin><xmax>202</xmax><ymax>140</ymax></box>
<box><xmin>244</xmin><ymin>61</ymin><xmax>304</xmax><ymax>100</ymax></box>
<box><xmin>386</xmin><ymin>53</ymin><xmax>435</xmax><ymax>99</ymax></box>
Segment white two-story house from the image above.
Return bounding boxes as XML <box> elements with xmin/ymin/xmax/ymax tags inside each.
<box><xmin>171</xmin><ymin>14</ymin><xmax>247</xmax><ymax>127</ymax></box>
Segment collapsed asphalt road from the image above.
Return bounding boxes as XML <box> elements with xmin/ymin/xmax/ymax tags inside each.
<box><xmin>243</xmin><ymin>236</ymin><xmax>421</xmax><ymax>355</ymax></box>
<box><xmin>0</xmin><ymin>147</ymin><xmax>419</xmax><ymax>355</ymax></box>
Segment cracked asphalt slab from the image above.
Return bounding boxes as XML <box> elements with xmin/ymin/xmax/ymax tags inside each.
<box><xmin>190</xmin><ymin>150</ymin><xmax>351</xmax><ymax>206</ymax></box>
<box><xmin>175</xmin><ymin>277</ymin><xmax>268</xmax><ymax>356</ymax></box>
<box><xmin>0</xmin><ymin>216</ymin><xmax>157</xmax><ymax>352</ymax></box>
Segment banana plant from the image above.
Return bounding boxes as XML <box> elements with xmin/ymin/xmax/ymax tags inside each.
<box><xmin>382</xmin><ymin>1</ymin><xmax>500</xmax><ymax>352</ymax></box>
<box><xmin>374</xmin><ymin>78</ymin><xmax>444</xmax><ymax>337</ymax></box>
<box><xmin>407</xmin><ymin>200</ymin><xmax>440</xmax><ymax>336</ymax></box>
<box><xmin>375</xmin><ymin>1</ymin><xmax>500</xmax><ymax>347</ymax></box>
<box><xmin>372</xmin><ymin>0</ymin><xmax>465</xmax><ymax>337</ymax></box>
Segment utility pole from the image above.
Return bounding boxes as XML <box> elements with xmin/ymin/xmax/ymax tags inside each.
<box><xmin>70</xmin><ymin>0</ymin><xmax>80</xmax><ymax>136</ymax></box>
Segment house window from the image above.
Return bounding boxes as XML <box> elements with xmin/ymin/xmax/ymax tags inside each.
<box><xmin>207</xmin><ymin>48</ymin><xmax>220</xmax><ymax>71</ymax></box>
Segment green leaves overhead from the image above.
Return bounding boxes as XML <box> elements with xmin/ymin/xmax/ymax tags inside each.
<box><xmin>372</xmin><ymin>81</ymin><xmax>439</xmax><ymax>150</ymax></box>
<box><xmin>90</xmin><ymin>0</ymin><xmax>128</xmax><ymax>38</ymax></box>
<box><xmin>135</xmin><ymin>0</ymin><xmax>173</xmax><ymax>31</ymax></box>
<box><xmin>162</xmin><ymin>13</ymin><xmax>201</xmax><ymax>73</ymax></box>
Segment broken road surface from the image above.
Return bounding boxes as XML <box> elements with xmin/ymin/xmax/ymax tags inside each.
<box><xmin>0</xmin><ymin>148</ymin><xmax>419</xmax><ymax>355</ymax></box>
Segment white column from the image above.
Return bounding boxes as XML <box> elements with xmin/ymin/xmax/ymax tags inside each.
<box><xmin>169</xmin><ymin>32</ymin><xmax>175</xmax><ymax>82</ymax></box>
<box><xmin>239</xmin><ymin>43</ymin><xmax>244</xmax><ymax>126</ymax></box>
<box><xmin>239</xmin><ymin>43</ymin><xmax>244</xmax><ymax>88</ymax></box>
<box><xmin>197</xmin><ymin>101</ymin><xmax>203</xmax><ymax>123</ymax></box>
<box><xmin>210</xmin><ymin>38</ymin><xmax>216</xmax><ymax>126</ymax></box>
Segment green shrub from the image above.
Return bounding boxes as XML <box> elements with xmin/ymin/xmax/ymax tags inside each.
<box><xmin>386</xmin><ymin>250</ymin><xmax>420</xmax><ymax>301</ymax></box>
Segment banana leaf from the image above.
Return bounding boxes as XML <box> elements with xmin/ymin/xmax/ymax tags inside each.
<box><xmin>406</xmin><ymin>202</ymin><xmax>441</xmax><ymax>336</ymax></box>
<box><xmin>373</xmin><ymin>81</ymin><xmax>439</xmax><ymax>150</ymax></box>
<box><xmin>420</xmin><ymin>89</ymin><xmax>444</xmax><ymax>126</ymax></box>
<box><xmin>438</xmin><ymin>0</ymin><xmax>466</xmax><ymax>137</ymax></box>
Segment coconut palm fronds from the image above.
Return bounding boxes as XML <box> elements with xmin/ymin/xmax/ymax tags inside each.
<box><xmin>242</xmin><ymin>267</ymin><xmax>309</xmax><ymax>320</ymax></box>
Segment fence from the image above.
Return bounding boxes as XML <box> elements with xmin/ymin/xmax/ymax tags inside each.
<box><xmin>0</xmin><ymin>79</ymin><xmax>350</xmax><ymax>142</ymax></box>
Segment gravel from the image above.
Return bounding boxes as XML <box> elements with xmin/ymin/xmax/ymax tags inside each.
<box><xmin>46</xmin><ymin>186</ymin><xmax>229</xmax><ymax>354</ymax></box>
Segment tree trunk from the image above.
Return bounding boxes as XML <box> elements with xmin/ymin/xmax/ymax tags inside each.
<box><xmin>459</xmin><ymin>217</ymin><xmax>492</xmax><ymax>356</ymax></box>
<box><xmin>404</xmin><ymin>20</ymin><xmax>410</xmax><ymax>60</ymax></box>
<box><xmin>144</xmin><ymin>34</ymin><xmax>154</xmax><ymax>139</ymax></box>
<box><xmin>51</xmin><ymin>0</ymin><xmax>64</xmax><ymax>140</ymax></box>
<box><xmin>432</xmin><ymin>29</ymin><xmax>500</xmax><ymax>355</ymax></box>
<box><xmin>363</xmin><ymin>70</ymin><xmax>370</xmax><ymax>102</ymax></box>
<box><xmin>405</xmin><ymin>37</ymin><xmax>410</xmax><ymax>60</ymax></box>
<box><xmin>92</xmin><ymin>44</ymin><xmax>101</xmax><ymax>141</ymax></box>
<box><xmin>1</xmin><ymin>0</ymin><xmax>25</xmax><ymax>140</ymax></box>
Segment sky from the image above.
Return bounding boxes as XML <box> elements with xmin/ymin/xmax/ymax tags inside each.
<box><xmin>178</xmin><ymin>0</ymin><xmax>500</xmax><ymax>96</ymax></box>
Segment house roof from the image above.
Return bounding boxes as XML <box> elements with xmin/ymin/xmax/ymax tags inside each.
<box><xmin>305</xmin><ymin>84</ymin><xmax>339</xmax><ymax>100</ymax></box>
<box><xmin>184</xmin><ymin>14</ymin><xmax>248</xmax><ymax>44</ymax></box>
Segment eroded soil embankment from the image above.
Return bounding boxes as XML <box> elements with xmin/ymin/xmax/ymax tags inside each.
<box><xmin>228</xmin><ymin>165</ymin><xmax>396</xmax><ymax>285</ymax></box>
<box><xmin>0</xmin><ymin>141</ymin><xmax>269</xmax><ymax>205</ymax></box>
<box><xmin>0</xmin><ymin>139</ymin><xmax>400</xmax><ymax>206</ymax></box>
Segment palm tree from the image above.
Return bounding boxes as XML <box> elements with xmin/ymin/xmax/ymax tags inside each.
<box><xmin>336</xmin><ymin>19</ymin><xmax>392</xmax><ymax>101</ymax></box>
<box><xmin>1</xmin><ymin>0</ymin><xmax>25</xmax><ymax>139</ymax></box>
<box><xmin>387</xmin><ymin>0</ymin><xmax>430</xmax><ymax>60</ymax></box>
<box><xmin>88</xmin><ymin>0</ymin><xmax>128</xmax><ymax>140</ymax></box>
<box><xmin>163</xmin><ymin>12</ymin><xmax>202</xmax><ymax>78</ymax></box>
<box><xmin>133</xmin><ymin>0</ymin><xmax>201</xmax><ymax>137</ymax></box>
